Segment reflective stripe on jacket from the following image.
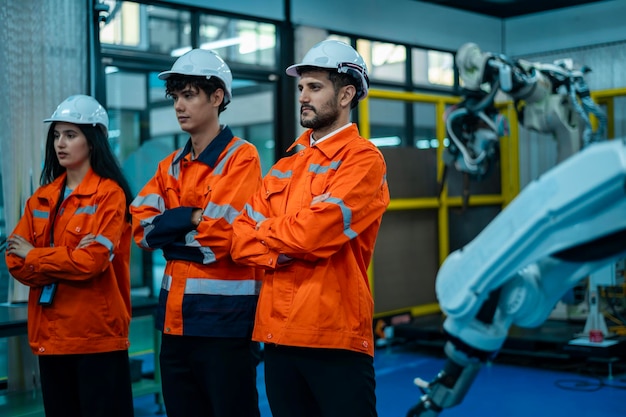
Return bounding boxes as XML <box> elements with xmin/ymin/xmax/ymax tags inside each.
<box><xmin>131</xmin><ymin>126</ymin><xmax>262</xmax><ymax>337</ymax></box>
<box><xmin>5</xmin><ymin>169</ymin><xmax>132</xmax><ymax>355</ymax></box>
<box><xmin>231</xmin><ymin>124</ymin><xmax>390</xmax><ymax>356</ymax></box>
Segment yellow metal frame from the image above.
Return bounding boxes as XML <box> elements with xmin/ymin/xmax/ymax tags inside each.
<box><xmin>591</xmin><ymin>87</ymin><xmax>626</xmax><ymax>139</ymax></box>
<box><xmin>361</xmin><ymin>89</ymin><xmax>520</xmax><ymax>319</ymax></box>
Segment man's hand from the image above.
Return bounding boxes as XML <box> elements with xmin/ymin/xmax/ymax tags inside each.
<box><xmin>311</xmin><ymin>192</ymin><xmax>330</xmax><ymax>205</ymax></box>
<box><xmin>76</xmin><ymin>233</ymin><xmax>96</xmax><ymax>249</ymax></box>
<box><xmin>191</xmin><ymin>208</ymin><xmax>203</xmax><ymax>228</ymax></box>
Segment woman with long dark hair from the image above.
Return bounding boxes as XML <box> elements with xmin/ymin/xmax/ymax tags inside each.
<box><xmin>6</xmin><ymin>95</ymin><xmax>135</xmax><ymax>417</ymax></box>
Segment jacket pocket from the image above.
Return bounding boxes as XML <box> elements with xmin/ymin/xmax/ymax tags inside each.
<box><xmin>63</xmin><ymin>223</ymin><xmax>90</xmax><ymax>249</ymax></box>
<box><xmin>264</xmin><ymin>178</ymin><xmax>289</xmax><ymax>213</ymax></box>
<box><xmin>31</xmin><ymin>215</ymin><xmax>49</xmax><ymax>247</ymax></box>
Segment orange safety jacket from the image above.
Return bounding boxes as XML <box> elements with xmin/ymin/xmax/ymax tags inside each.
<box><xmin>231</xmin><ymin>124</ymin><xmax>390</xmax><ymax>356</ymax></box>
<box><xmin>6</xmin><ymin>169</ymin><xmax>132</xmax><ymax>355</ymax></box>
<box><xmin>131</xmin><ymin>126</ymin><xmax>262</xmax><ymax>338</ymax></box>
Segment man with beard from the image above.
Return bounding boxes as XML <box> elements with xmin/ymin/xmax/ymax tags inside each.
<box><xmin>231</xmin><ymin>39</ymin><xmax>390</xmax><ymax>417</ymax></box>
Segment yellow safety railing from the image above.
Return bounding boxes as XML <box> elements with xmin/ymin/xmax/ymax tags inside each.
<box><xmin>360</xmin><ymin>89</ymin><xmax>519</xmax><ymax>265</ymax></box>
<box><xmin>591</xmin><ymin>87</ymin><xmax>626</xmax><ymax>139</ymax></box>
<box><xmin>360</xmin><ymin>89</ymin><xmax>519</xmax><ymax>318</ymax></box>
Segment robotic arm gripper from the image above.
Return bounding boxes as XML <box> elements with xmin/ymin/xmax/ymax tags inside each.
<box><xmin>409</xmin><ymin>138</ymin><xmax>626</xmax><ymax>416</ymax></box>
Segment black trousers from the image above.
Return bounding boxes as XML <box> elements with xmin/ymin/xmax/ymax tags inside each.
<box><xmin>159</xmin><ymin>334</ymin><xmax>261</xmax><ymax>417</ymax></box>
<box><xmin>264</xmin><ymin>344</ymin><xmax>378</xmax><ymax>417</ymax></box>
<box><xmin>38</xmin><ymin>350</ymin><xmax>134</xmax><ymax>417</ymax></box>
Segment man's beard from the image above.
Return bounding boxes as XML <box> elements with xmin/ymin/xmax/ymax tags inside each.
<box><xmin>300</xmin><ymin>97</ymin><xmax>339</xmax><ymax>130</ymax></box>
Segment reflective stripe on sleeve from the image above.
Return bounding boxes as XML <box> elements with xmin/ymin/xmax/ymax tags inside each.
<box><xmin>131</xmin><ymin>194</ymin><xmax>165</xmax><ymax>213</ymax></box>
<box><xmin>203</xmin><ymin>201</ymin><xmax>239</xmax><ymax>224</ymax></box>
<box><xmin>94</xmin><ymin>234</ymin><xmax>115</xmax><ymax>260</ymax></box>
<box><xmin>243</xmin><ymin>203</ymin><xmax>266</xmax><ymax>224</ymax></box>
<box><xmin>184</xmin><ymin>231</ymin><xmax>217</xmax><ymax>264</ymax></box>
<box><xmin>325</xmin><ymin>196</ymin><xmax>357</xmax><ymax>239</ymax></box>
<box><xmin>212</xmin><ymin>139</ymin><xmax>246</xmax><ymax>176</ymax></box>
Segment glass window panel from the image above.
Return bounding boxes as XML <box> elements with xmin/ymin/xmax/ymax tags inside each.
<box><xmin>369</xmin><ymin>98</ymin><xmax>405</xmax><ymax>147</ymax></box>
<box><xmin>357</xmin><ymin>39</ymin><xmax>406</xmax><ymax>83</ymax></box>
<box><xmin>100</xmin><ymin>1</ymin><xmax>191</xmax><ymax>57</ymax></box>
<box><xmin>105</xmin><ymin>69</ymin><xmax>145</xmax><ymax>163</ymax></box>
<box><xmin>106</xmin><ymin>70</ymin><xmax>146</xmax><ymax>111</ymax></box>
<box><xmin>199</xmin><ymin>15</ymin><xmax>277</xmax><ymax>68</ymax></box>
<box><xmin>221</xmin><ymin>81</ymin><xmax>276</xmax><ymax>175</ymax></box>
<box><xmin>148</xmin><ymin>6</ymin><xmax>192</xmax><ymax>55</ymax></box>
<box><xmin>149</xmin><ymin>71</ymin><xmax>167</xmax><ymax>103</ymax></box>
<box><xmin>413</xmin><ymin>102</ymin><xmax>437</xmax><ymax>149</ymax></box>
<box><xmin>412</xmin><ymin>48</ymin><xmax>454</xmax><ymax>88</ymax></box>
<box><xmin>248</xmin><ymin>123</ymin><xmax>275</xmax><ymax>175</ymax></box>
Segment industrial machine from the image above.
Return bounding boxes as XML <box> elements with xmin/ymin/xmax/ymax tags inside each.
<box><xmin>406</xmin><ymin>43</ymin><xmax>624</xmax><ymax>416</ymax></box>
<box><xmin>407</xmin><ymin>136</ymin><xmax>626</xmax><ymax>416</ymax></box>
<box><xmin>441</xmin><ymin>42</ymin><xmax>607</xmax><ymax>193</ymax></box>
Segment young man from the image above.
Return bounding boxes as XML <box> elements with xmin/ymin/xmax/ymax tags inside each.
<box><xmin>231</xmin><ymin>39</ymin><xmax>390</xmax><ymax>417</ymax></box>
<box><xmin>131</xmin><ymin>49</ymin><xmax>262</xmax><ymax>417</ymax></box>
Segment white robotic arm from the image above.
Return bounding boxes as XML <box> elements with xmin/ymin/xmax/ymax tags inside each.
<box><xmin>443</xmin><ymin>42</ymin><xmax>607</xmax><ymax>187</ymax></box>
<box><xmin>409</xmin><ymin>138</ymin><xmax>626</xmax><ymax>416</ymax></box>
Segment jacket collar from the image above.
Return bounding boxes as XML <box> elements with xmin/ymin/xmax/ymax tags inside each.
<box><xmin>40</xmin><ymin>168</ymin><xmax>101</xmax><ymax>200</ymax></box>
<box><xmin>287</xmin><ymin>123</ymin><xmax>361</xmax><ymax>159</ymax></box>
<box><xmin>173</xmin><ymin>125</ymin><xmax>234</xmax><ymax>168</ymax></box>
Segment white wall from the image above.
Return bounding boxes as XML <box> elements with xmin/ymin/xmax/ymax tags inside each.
<box><xmin>502</xmin><ymin>1</ymin><xmax>626</xmax><ymax>188</ymax></box>
<box><xmin>291</xmin><ymin>0</ymin><xmax>503</xmax><ymax>52</ymax></box>
<box><xmin>505</xmin><ymin>0</ymin><xmax>626</xmax><ymax>56</ymax></box>
<box><xmin>161</xmin><ymin>0</ymin><xmax>285</xmax><ymax>21</ymax></box>
<box><xmin>161</xmin><ymin>0</ymin><xmax>626</xmax><ymax>57</ymax></box>
<box><xmin>163</xmin><ymin>0</ymin><xmax>503</xmax><ymax>52</ymax></box>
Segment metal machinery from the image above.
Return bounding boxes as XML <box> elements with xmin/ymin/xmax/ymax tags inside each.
<box><xmin>407</xmin><ymin>44</ymin><xmax>625</xmax><ymax>416</ymax></box>
<box><xmin>440</xmin><ymin>42</ymin><xmax>607</xmax><ymax>197</ymax></box>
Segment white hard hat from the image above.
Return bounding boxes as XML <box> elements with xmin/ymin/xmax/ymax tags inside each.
<box><xmin>286</xmin><ymin>39</ymin><xmax>370</xmax><ymax>101</ymax></box>
<box><xmin>158</xmin><ymin>48</ymin><xmax>233</xmax><ymax>104</ymax></box>
<box><xmin>44</xmin><ymin>95</ymin><xmax>109</xmax><ymax>136</ymax></box>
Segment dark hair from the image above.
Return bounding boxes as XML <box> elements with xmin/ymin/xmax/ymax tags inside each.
<box><xmin>165</xmin><ymin>75</ymin><xmax>229</xmax><ymax>114</ymax></box>
<box><xmin>297</xmin><ymin>66</ymin><xmax>361</xmax><ymax>109</ymax></box>
<box><xmin>40</xmin><ymin>123</ymin><xmax>134</xmax><ymax>221</ymax></box>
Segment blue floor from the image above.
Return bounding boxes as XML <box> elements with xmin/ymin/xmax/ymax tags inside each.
<box><xmin>133</xmin><ymin>344</ymin><xmax>626</xmax><ymax>417</ymax></box>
